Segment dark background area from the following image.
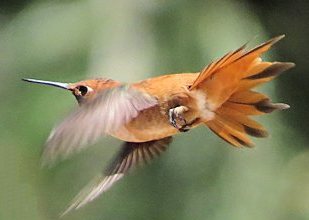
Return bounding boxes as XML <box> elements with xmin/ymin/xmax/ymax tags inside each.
<box><xmin>0</xmin><ymin>1</ymin><xmax>308</xmax><ymax>219</ymax></box>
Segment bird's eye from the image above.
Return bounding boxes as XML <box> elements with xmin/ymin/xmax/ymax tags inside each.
<box><xmin>77</xmin><ymin>86</ymin><xmax>88</xmax><ymax>96</ymax></box>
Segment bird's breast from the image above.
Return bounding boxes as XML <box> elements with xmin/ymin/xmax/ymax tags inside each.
<box><xmin>111</xmin><ymin>105</ymin><xmax>179</xmax><ymax>142</ymax></box>
<box><xmin>111</xmin><ymin>72</ymin><xmax>202</xmax><ymax>142</ymax></box>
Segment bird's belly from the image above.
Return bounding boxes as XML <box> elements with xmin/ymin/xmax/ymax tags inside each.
<box><xmin>110</xmin><ymin>106</ymin><xmax>179</xmax><ymax>142</ymax></box>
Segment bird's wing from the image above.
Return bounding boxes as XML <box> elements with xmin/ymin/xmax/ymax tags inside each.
<box><xmin>42</xmin><ymin>85</ymin><xmax>158</xmax><ymax>165</ymax></box>
<box><xmin>61</xmin><ymin>137</ymin><xmax>172</xmax><ymax>216</ymax></box>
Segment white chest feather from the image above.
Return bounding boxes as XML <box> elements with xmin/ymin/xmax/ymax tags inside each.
<box><xmin>191</xmin><ymin>90</ymin><xmax>215</xmax><ymax>121</ymax></box>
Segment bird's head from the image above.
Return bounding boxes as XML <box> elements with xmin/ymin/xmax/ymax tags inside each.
<box><xmin>22</xmin><ymin>78</ymin><xmax>120</xmax><ymax>105</ymax></box>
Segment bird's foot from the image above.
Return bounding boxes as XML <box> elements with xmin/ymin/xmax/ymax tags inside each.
<box><xmin>169</xmin><ymin>106</ymin><xmax>190</xmax><ymax>132</ymax></box>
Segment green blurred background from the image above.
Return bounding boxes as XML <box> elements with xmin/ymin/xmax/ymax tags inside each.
<box><xmin>0</xmin><ymin>0</ymin><xmax>308</xmax><ymax>219</ymax></box>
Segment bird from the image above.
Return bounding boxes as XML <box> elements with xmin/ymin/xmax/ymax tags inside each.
<box><xmin>23</xmin><ymin>35</ymin><xmax>294</xmax><ymax>215</ymax></box>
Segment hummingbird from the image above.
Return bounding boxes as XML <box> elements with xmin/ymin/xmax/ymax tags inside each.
<box><xmin>23</xmin><ymin>35</ymin><xmax>294</xmax><ymax>215</ymax></box>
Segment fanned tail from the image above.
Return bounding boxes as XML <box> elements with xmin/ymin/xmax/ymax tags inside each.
<box><xmin>190</xmin><ymin>35</ymin><xmax>294</xmax><ymax>147</ymax></box>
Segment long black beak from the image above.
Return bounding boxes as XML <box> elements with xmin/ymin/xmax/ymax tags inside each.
<box><xmin>22</xmin><ymin>78</ymin><xmax>70</xmax><ymax>90</ymax></box>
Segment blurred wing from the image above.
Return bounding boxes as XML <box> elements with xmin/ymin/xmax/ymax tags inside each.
<box><xmin>42</xmin><ymin>85</ymin><xmax>158</xmax><ymax>165</ymax></box>
<box><xmin>62</xmin><ymin>137</ymin><xmax>172</xmax><ymax>216</ymax></box>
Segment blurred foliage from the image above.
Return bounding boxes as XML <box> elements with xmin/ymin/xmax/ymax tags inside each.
<box><xmin>0</xmin><ymin>0</ymin><xmax>308</xmax><ymax>220</ymax></box>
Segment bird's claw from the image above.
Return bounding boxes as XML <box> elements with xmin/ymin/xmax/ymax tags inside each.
<box><xmin>169</xmin><ymin>106</ymin><xmax>190</xmax><ymax>132</ymax></box>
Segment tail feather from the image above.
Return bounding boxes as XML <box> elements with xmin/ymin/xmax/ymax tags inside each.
<box><xmin>215</xmin><ymin>113</ymin><xmax>267</xmax><ymax>138</ymax></box>
<box><xmin>238</xmin><ymin>62</ymin><xmax>295</xmax><ymax>91</ymax></box>
<box><xmin>206</xmin><ymin>109</ymin><xmax>267</xmax><ymax>148</ymax></box>
<box><xmin>189</xmin><ymin>35</ymin><xmax>294</xmax><ymax>147</ymax></box>
<box><xmin>229</xmin><ymin>90</ymin><xmax>268</xmax><ymax>104</ymax></box>
<box><xmin>207</xmin><ymin>120</ymin><xmax>253</xmax><ymax>147</ymax></box>
<box><xmin>190</xmin><ymin>44</ymin><xmax>246</xmax><ymax>89</ymax></box>
<box><xmin>216</xmin><ymin>107</ymin><xmax>268</xmax><ymax>136</ymax></box>
<box><xmin>189</xmin><ymin>35</ymin><xmax>287</xmax><ymax>111</ymax></box>
<box><xmin>227</xmin><ymin>90</ymin><xmax>290</xmax><ymax>115</ymax></box>
<box><xmin>226</xmin><ymin>90</ymin><xmax>270</xmax><ymax>115</ymax></box>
